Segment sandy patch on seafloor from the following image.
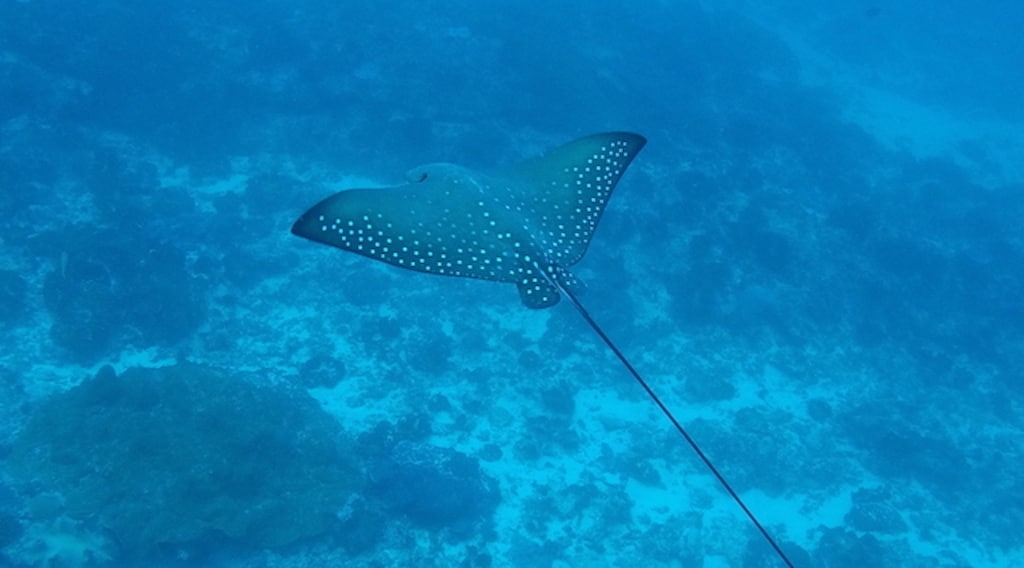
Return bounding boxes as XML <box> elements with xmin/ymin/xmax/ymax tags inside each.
<box><xmin>734</xmin><ymin>3</ymin><xmax>1024</xmax><ymax>187</ymax></box>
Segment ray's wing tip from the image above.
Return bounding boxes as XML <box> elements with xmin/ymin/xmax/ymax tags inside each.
<box><xmin>600</xmin><ymin>131</ymin><xmax>646</xmax><ymax>144</ymax></box>
<box><xmin>291</xmin><ymin>200</ymin><xmax>332</xmax><ymax>241</ymax></box>
<box><xmin>291</xmin><ymin>214</ymin><xmax>317</xmax><ymax>241</ymax></box>
<box><xmin>290</xmin><ymin>189</ymin><xmax>350</xmax><ymax>240</ymax></box>
<box><xmin>591</xmin><ymin>131</ymin><xmax>647</xmax><ymax>155</ymax></box>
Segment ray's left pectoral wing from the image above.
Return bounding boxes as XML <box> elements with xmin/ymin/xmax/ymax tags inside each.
<box><xmin>292</xmin><ymin>184</ymin><xmax>422</xmax><ymax>266</ymax></box>
<box><xmin>291</xmin><ymin>180</ymin><xmax>484</xmax><ymax>275</ymax></box>
<box><xmin>291</xmin><ymin>179</ymin><xmax>526</xmax><ymax>283</ymax></box>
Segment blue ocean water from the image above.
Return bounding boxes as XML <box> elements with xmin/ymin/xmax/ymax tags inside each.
<box><xmin>1</xmin><ymin>1</ymin><xmax>1021</xmax><ymax>566</ymax></box>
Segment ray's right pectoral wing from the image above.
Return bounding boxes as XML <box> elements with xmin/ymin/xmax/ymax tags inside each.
<box><xmin>500</xmin><ymin>132</ymin><xmax>647</xmax><ymax>266</ymax></box>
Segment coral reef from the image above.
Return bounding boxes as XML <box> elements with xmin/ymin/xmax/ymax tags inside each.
<box><xmin>39</xmin><ymin>228</ymin><xmax>207</xmax><ymax>361</ymax></box>
<box><xmin>6</xmin><ymin>363</ymin><xmax>362</xmax><ymax>562</ymax></box>
<box><xmin>0</xmin><ymin>510</ymin><xmax>23</xmax><ymax>553</ymax></box>
<box><xmin>368</xmin><ymin>440</ymin><xmax>500</xmax><ymax>535</ymax></box>
<box><xmin>11</xmin><ymin>516</ymin><xmax>112</xmax><ymax>568</ymax></box>
<box><xmin>0</xmin><ymin>269</ymin><xmax>27</xmax><ymax>325</ymax></box>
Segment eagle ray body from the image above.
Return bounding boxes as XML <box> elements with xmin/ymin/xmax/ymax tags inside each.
<box><xmin>291</xmin><ymin>132</ymin><xmax>796</xmax><ymax>567</ymax></box>
<box><xmin>291</xmin><ymin>132</ymin><xmax>645</xmax><ymax>307</ymax></box>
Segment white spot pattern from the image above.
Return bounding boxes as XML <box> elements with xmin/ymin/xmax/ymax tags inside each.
<box><xmin>293</xmin><ymin>133</ymin><xmax>646</xmax><ymax>308</ymax></box>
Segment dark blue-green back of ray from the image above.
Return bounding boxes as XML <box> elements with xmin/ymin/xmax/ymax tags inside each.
<box><xmin>291</xmin><ymin>132</ymin><xmax>646</xmax><ymax>308</ymax></box>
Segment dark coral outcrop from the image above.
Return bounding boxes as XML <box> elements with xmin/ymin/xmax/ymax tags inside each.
<box><xmin>40</xmin><ymin>229</ymin><xmax>206</xmax><ymax>361</ymax></box>
<box><xmin>6</xmin><ymin>363</ymin><xmax>362</xmax><ymax>562</ymax></box>
<box><xmin>368</xmin><ymin>439</ymin><xmax>500</xmax><ymax>535</ymax></box>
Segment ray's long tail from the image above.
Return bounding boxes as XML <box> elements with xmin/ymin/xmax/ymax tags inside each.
<box><xmin>557</xmin><ymin>284</ymin><xmax>797</xmax><ymax>568</ymax></box>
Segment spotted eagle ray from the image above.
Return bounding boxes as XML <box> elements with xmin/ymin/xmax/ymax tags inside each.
<box><xmin>292</xmin><ymin>132</ymin><xmax>795</xmax><ymax>567</ymax></box>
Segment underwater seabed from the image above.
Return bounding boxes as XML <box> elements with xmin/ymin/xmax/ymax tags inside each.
<box><xmin>0</xmin><ymin>144</ymin><xmax>1020</xmax><ymax>567</ymax></box>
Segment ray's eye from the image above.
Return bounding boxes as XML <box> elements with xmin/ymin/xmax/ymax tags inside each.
<box><xmin>416</xmin><ymin>172</ymin><xmax>428</xmax><ymax>182</ymax></box>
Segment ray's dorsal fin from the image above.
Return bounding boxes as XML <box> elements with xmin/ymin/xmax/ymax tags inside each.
<box><xmin>291</xmin><ymin>132</ymin><xmax>797</xmax><ymax>567</ymax></box>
